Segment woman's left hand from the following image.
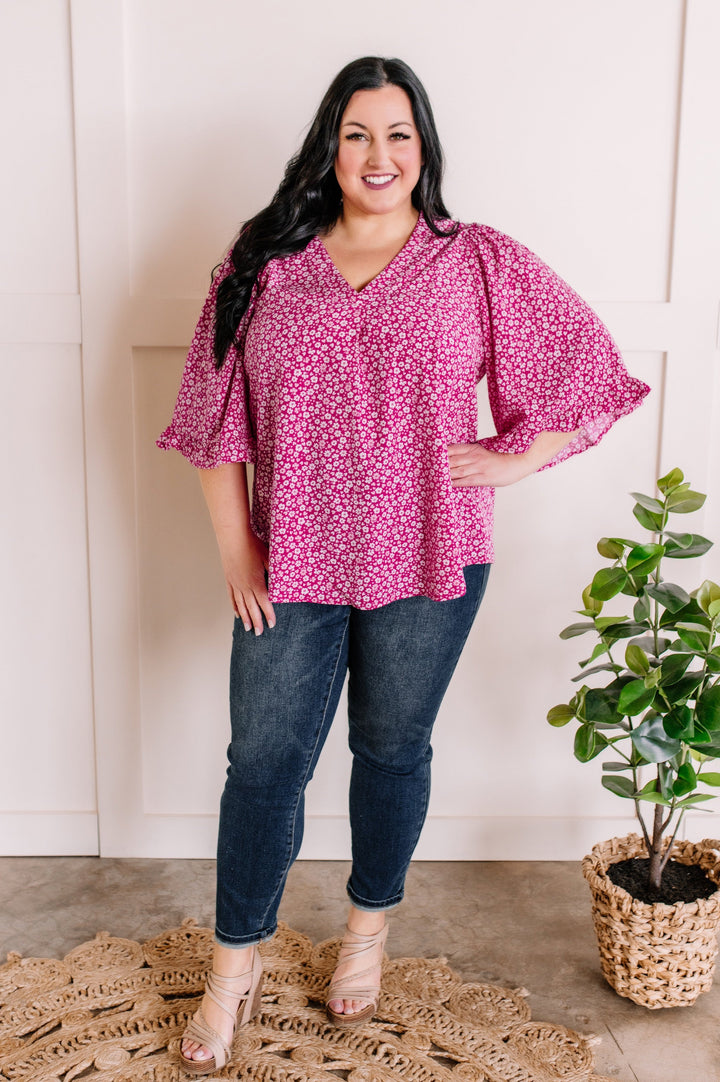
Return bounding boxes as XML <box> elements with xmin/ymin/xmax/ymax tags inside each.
<box><xmin>447</xmin><ymin>444</ymin><xmax>533</xmax><ymax>488</ymax></box>
<box><xmin>448</xmin><ymin>431</ymin><xmax>581</xmax><ymax>487</ymax></box>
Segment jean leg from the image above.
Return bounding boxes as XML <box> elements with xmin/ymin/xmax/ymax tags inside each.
<box><xmin>215</xmin><ymin>601</ymin><xmax>350</xmax><ymax>946</ymax></box>
<box><xmin>346</xmin><ymin>564</ymin><xmax>490</xmax><ymax>909</ymax></box>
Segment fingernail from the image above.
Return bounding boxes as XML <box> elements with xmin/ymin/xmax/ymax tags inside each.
<box><xmin>255</xmin><ymin>628</ymin><xmax>262</xmax><ymax>636</ymax></box>
<box><xmin>243</xmin><ymin>622</ymin><xmax>251</xmax><ymax>632</ymax></box>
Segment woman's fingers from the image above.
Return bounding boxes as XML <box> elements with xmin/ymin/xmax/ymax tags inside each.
<box><xmin>259</xmin><ymin>594</ymin><xmax>276</xmax><ymax>630</ymax></box>
<box><xmin>447</xmin><ymin>443</ymin><xmax>527</xmax><ymax>487</ymax></box>
<box><xmin>231</xmin><ymin>582</ymin><xmax>276</xmax><ymax>635</ymax></box>
<box><xmin>244</xmin><ymin>591</ymin><xmax>266</xmax><ymax>636</ymax></box>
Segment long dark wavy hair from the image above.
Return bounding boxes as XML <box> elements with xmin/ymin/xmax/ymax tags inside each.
<box><xmin>213</xmin><ymin>56</ymin><xmax>456</xmax><ymax>367</ymax></box>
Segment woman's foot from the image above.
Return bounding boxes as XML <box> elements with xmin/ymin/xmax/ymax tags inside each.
<box><xmin>326</xmin><ymin>908</ymin><xmax>388</xmax><ymax>1024</ymax></box>
<box><xmin>180</xmin><ymin>943</ymin><xmax>258</xmax><ymax>1069</ymax></box>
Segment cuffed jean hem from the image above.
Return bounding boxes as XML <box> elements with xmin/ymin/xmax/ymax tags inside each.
<box><xmin>214</xmin><ymin>924</ymin><xmax>276</xmax><ymax>949</ymax></box>
<box><xmin>346</xmin><ymin>882</ymin><xmax>404</xmax><ymax>912</ymax></box>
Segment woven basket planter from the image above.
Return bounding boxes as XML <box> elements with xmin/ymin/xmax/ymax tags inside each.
<box><xmin>582</xmin><ymin>833</ymin><xmax>720</xmax><ymax>1008</ymax></box>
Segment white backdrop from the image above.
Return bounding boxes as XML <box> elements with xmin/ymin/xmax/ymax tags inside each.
<box><xmin>1</xmin><ymin>0</ymin><xmax>719</xmax><ymax>858</ymax></box>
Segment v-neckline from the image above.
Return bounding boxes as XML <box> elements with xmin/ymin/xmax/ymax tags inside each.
<box><xmin>313</xmin><ymin>213</ymin><xmax>425</xmax><ymax>296</ymax></box>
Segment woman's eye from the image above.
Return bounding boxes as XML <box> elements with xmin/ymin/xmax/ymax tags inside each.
<box><xmin>390</xmin><ymin>132</ymin><xmax>411</xmax><ymax>140</ymax></box>
<box><xmin>345</xmin><ymin>132</ymin><xmax>366</xmax><ymax>141</ymax></box>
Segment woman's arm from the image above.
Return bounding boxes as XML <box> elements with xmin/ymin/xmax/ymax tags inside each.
<box><xmin>447</xmin><ymin>430</ymin><xmax>580</xmax><ymax>488</ymax></box>
<box><xmin>199</xmin><ymin>462</ymin><xmax>276</xmax><ymax>634</ymax></box>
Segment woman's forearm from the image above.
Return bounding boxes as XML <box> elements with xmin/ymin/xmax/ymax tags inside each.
<box><xmin>198</xmin><ymin>461</ymin><xmax>253</xmax><ymax>550</ymax></box>
<box><xmin>198</xmin><ymin>462</ymin><xmax>275</xmax><ymax>633</ymax></box>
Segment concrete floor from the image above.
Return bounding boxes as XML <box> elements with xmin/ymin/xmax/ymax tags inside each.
<box><xmin>0</xmin><ymin>858</ymin><xmax>717</xmax><ymax>1081</ymax></box>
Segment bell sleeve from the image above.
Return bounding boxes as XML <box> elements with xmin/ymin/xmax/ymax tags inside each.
<box><xmin>471</xmin><ymin>224</ymin><xmax>650</xmax><ymax>468</ymax></box>
<box><xmin>156</xmin><ymin>251</ymin><xmax>258</xmax><ymax>468</ymax></box>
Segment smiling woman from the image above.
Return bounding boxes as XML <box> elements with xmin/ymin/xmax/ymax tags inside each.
<box><xmin>157</xmin><ymin>55</ymin><xmax>650</xmax><ymax>1075</ymax></box>
<box><xmin>323</xmin><ymin>85</ymin><xmax>423</xmax><ymax>290</ymax></box>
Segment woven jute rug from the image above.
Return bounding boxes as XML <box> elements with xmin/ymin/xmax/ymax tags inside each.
<box><xmin>0</xmin><ymin>919</ymin><xmax>611</xmax><ymax>1082</ymax></box>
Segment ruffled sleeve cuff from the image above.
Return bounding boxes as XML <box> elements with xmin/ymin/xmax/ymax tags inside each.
<box><xmin>156</xmin><ymin>250</ymin><xmax>258</xmax><ymax>468</ymax></box>
<box><xmin>470</xmin><ymin>223</ymin><xmax>650</xmax><ymax>470</ymax></box>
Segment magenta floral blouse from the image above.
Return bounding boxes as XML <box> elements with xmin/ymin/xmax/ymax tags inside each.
<box><xmin>158</xmin><ymin>215</ymin><xmax>650</xmax><ymax>608</ymax></box>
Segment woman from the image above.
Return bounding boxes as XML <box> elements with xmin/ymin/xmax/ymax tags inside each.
<box><xmin>158</xmin><ymin>56</ymin><xmax>649</xmax><ymax>1074</ymax></box>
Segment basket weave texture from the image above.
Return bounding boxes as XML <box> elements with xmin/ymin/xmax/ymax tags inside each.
<box><xmin>582</xmin><ymin>833</ymin><xmax>720</xmax><ymax>1009</ymax></box>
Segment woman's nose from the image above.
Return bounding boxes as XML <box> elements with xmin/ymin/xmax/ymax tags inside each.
<box><xmin>365</xmin><ymin>140</ymin><xmax>390</xmax><ymax>169</ymax></box>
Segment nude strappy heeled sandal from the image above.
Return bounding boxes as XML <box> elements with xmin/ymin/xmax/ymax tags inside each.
<box><xmin>326</xmin><ymin>923</ymin><xmax>388</xmax><ymax>1027</ymax></box>
<box><xmin>179</xmin><ymin>948</ymin><xmax>263</xmax><ymax>1075</ymax></box>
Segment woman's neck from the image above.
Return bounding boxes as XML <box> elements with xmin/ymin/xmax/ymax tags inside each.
<box><xmin>327</xmin><ymin>204</ymin><xmax>420</xmax><ymax>247</ymax></box>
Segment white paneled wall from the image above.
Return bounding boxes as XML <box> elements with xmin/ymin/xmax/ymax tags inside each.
<box><xmin>1</xmin><ymin>0</ymin><xmax>719</xmax><ymax>857</ymax></box>
<box><xmin>0</xmin><ymin>1</ymin><xmax>95</xmax><ymax>854</ymax></box>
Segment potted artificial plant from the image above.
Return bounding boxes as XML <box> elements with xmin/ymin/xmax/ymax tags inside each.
<box><xmin>548</xmin><ymin>468</ymin><xmax>720</xmax><ymax>1007</ymax></box>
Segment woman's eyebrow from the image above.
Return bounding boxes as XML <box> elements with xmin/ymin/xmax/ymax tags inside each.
<box><xmin>340</xmin><ymin>120</ymin><xmax>414</xmax><ymax>129</ymax></box>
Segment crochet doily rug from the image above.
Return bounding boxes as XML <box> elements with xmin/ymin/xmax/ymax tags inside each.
<box><xmin>0</xmin><ymin>919</ymin><xmax>611</xmax><ymax>1082</ymax></box>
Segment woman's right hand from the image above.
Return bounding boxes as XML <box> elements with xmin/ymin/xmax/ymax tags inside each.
<box><xmin>219</xmin><ymin>531</ymin><xmax>276</xmax><ymax>635</ymax></box>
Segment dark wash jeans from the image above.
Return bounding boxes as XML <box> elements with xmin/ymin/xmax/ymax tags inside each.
<box><xmin>215</xmin><ymin>563</ymin><xmax>490</xmax><ymax>947</ymax></box>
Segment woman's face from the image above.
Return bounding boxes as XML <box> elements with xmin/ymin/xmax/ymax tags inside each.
<box><xmin>334</xmin><ymin>85</ymin><xmax>423</xmax><ymax>220</ymax></box>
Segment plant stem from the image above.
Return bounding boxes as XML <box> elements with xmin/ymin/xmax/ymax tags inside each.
<box><xmin>649</xmin><ymin>803</ymin><xmax>664</xmax><ymax>889</ymax></box>
<box><xmin>659</xmin><ymin>811</ymin><xmax>685</xmax><ymax>876</ymax></box>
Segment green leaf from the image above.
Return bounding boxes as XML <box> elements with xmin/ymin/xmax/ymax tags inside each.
<box><xmin>634</xmin><ymin>594</ymin><xmax>652</xmax><ymax>622</ymax></box>
<box><xmin>597</xmin><ymin>537</ymin><xmax>625</xmax><ymax>559</ymax></box>
<box><xmin>630</xmin><ymin>491</ymin><xmax>665</xmax><ymax>514</ymax></box>
<box><xmin>659</xmin><ymin>598</ymin><xmax>706</xmax><ymax>626</ymax></box>
<box><xmin>697</xmin><ymin>685</ymin><xmax>720</xmax><ymax>733</ymax></box>
<box><xmin>673</xmin><ymin>762</ymin><xmax>698</xmax><ymax>797</ymax></box>
<box><xmin>626</xmin><ymin>543</ymin><xmax>665</xmax><ymax>576</ymax></box>
<box><xmin>581</xmin><ymin>584</ymin><xmax>603</xmax><ymax>615</ymax></box>
<box><xmin>663</xmin><ymin>671</ymin><xmax>704</xmax><ymax>704</ymax></box>
<box><xmin>644</xmin><ymin>582</ymin><xmax>691</xmax><ymax>613</ymax></box>
<box><xmin>698</xmin><ymin>772</ymin><xmax>720</xmax><ymax>786</ymax></box>
<box><xmin>602</xmin><ymin>623</ymin><xmax>652</xmax><ymax>644</ymax></box>
<box><xmin>601</xmin><ymin>775</ymin><xmax>635</xmax><ymax>798</ymax></box>
<box><xmin>594</xmin><ymin>615</ymin><xmax>629</xmax><ymax>631</ymax></box>
<box><xmin>571</xmin><ymin>662</ymin><xmax>621</xmax><ymax>681</ymax></box>
<box><xmin>659</xmin><ymin>652</ymin><xmax>693</xmax><ymax>685</ymax></box>
<box><xmin>657</xmin><ymin>467</ymin><xmax>684</xmax><ymax>493</ymax></box>
<box><xmin>697</xmin><ymin>580</ymin><xmax>720</xmax><ymax>617</ymax></box>
<box><xmin>574</xmin><ymin>724</ymin><xmax>605</xmax><ymax>762</ymax></box>
<box><xmin>547</xmin><ymin>704</ymin><xmax>575</xmax><ymax>727</ymax></box>
<box><xmin>664</xmin><ymin>532</ymin><xmax>713</xmax><ymax>558</ymax></box>
<box><xmin>631</xmin><ymin>715</ymin><xmax>683</xmax><ymax>763</ymax></box>
<box><xmin>633</xmin><ymin>504</ymin><xmax>664</xmax><ymax>532</ymax></box>
<box><xmin>590</xmin><ymin>567</ymin><xmax>628</xmax><ymax>601</ymax></box>
<box><xmin>677</xmin><ymin>627</ymin><xmax>711</xmax><ymax>652</ymax></box>
<box><xmin>618</xmin><ymin>680</ymin><xmax>656</xmax><ymax>716</ymax></box>
<box><xmin>663</xmin><ymin>704</ymin><xmax>694</xmax><ymax>740</ymax></box>
<box><xmin>644</xmin><ymin>666</ymin><xmax>662</xmax><ymax>689</ymax></box>
<box><xmin>636</xmin><ymin>778</ymin><xmax>662</xmax><ymax>798</ymax></box>
<box><xmin>635</xmin><ymin>790</ymin><xmax>673</xmax><ymax>806</ymax></box>
<box><xmin>676</xmin><ymin>618</ymin><xmax>712</xmax><ymax>631</ymax></box>
<box><xmin>584</xmin><ymin>688</ymin><xmax>621</xmax><ymax>724</ymax></box>
<box><xmin>666</xmin><ymin>489</ymin><xmax>706</xmax><ymax>513</ymax></box>
<box><xmin>676</xmin><ymin>793</ymin><xmax>715</xmax><ymax>808</ymax></box>
<box><xmin>688</xmin><ymin>722</ymin><xmax>714</xmax><ymax>747</ymax></box>
<box><xmin>625</xmin><ymin>643</ymin><xmax>649</xmax><ymax>675</ymax></box>
<box><xmin>658</xmin><ymin>763</ymin><xmax>676</xmax><ymax>801</ymax></box>
<box><xmin>689</xmin><ymin>732</ymin><xmax>718</xmax><ymax>754</ymax></box>
<box><xmin>603</xmin><ymin>761</ymin><xmax>632</xmax><ymax>772</ymax></box>
<box><xmin>559</xmin><ymin>622</ymin><xmax>596</xmax><ymax>639</ymax></box>
<box><xmin>580</xmin><ymin>642</ymin><xmax>610</xmax><ymax>667</ymax></box>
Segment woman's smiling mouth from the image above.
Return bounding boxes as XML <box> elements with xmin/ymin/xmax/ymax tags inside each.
<box><xmin>361</xmin><ymin>174</ymin><xmax>397</xmax><ymax>189</ymax></box>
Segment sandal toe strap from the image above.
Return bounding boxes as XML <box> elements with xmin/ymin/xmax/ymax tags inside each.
<box><xmin>183</xmin><ymin>1010</ymin><xmax>231</xmax><ymax>1069</ymax></box>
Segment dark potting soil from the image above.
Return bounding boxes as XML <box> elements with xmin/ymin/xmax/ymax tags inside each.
<box><xmin>607</xmin><ymin>857</ymin><xmax>718</xmax><ymax>905</ymax></box>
